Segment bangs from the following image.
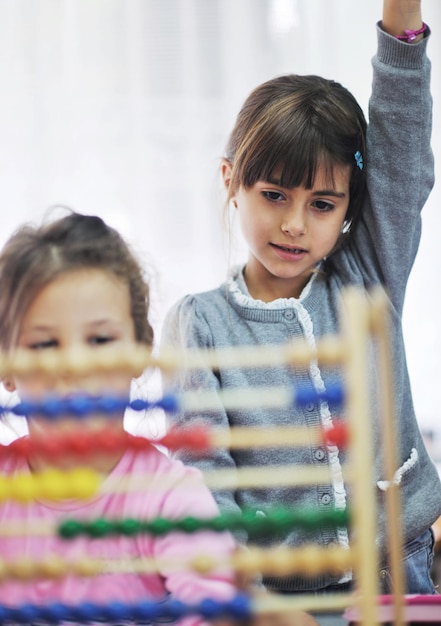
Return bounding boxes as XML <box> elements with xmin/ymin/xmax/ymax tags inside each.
<box><xmin>238</xmin><ymin>112</ymin><xmax>349</xmax><ymax>191</ymax></box>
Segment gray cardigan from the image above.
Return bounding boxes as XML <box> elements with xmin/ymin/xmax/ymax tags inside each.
<box><xmin>161</xmin><ymin>24</ymin><xmax>441</xmax><ymax>592</ymax></box>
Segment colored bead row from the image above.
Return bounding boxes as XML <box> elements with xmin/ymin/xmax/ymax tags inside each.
<box><xmin>4</xmin><ymin>422</ymin><xmax>347</xmax><ymax>461</ymax></box>
<box><xmin>8</xmin><ymin>394</ymin><xmax>179</xmax><ymax>418</ymax></box>
<box><xmin>0</xmin><ymin>544</ymin><xmax>353</xmax><ymax>582</ymax></box>
<box><xmin>58</xmin><ymin>507</ymin><xmax>350</xmax><ymax>539</ymax></box>
<box><xmin>6</xmin><ymin>383</ymin><xmax>344</xmax><ymax>420</ymax></box>
<box><xmin>0</xmin><ymin>594</ymin><xmax>251</xmax><ymax>624</ymax></box>
<box><xmin>5</xmin><ymin>426</ymin><xmax>211</xmax><ymax>460</ymax></box>
<box><xmin>0</xmin><ymin>468</ymin><xmax>98</xmax><ymax>502</ymax></box>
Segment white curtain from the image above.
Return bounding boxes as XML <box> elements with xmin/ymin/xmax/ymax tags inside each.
<box><xmin>0</xmin><ymin>0</ymin><xmax>440</xmax><ymax>449</ymax></box>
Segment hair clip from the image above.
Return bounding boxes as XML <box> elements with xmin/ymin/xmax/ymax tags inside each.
<box><xmin>354</xmin><ymin>151</ymin><xmax>363</xmax><ymax>170</ymax></box>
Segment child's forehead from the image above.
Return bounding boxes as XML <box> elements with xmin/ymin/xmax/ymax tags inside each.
<box><xmin>22</xmin><ymin>268</ymin><xmax>129</xmax><ymax>318</ymax></box>
<box><xmin>264</xmin><ymin>159</ymin><xmax>350</xmax><ymax>190</ymax></box>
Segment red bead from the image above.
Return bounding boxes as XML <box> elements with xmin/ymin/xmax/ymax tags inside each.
<box><xmin>322</xmin><ymin>421</ymin><xmax>348</xmax><ymax>448</ymax></box>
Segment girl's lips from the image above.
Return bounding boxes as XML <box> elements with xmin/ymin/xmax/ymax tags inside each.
<box><xmin>270</xmin><ymin>242</ymin><xmax>307</xmax><ymax>261</ymax></box>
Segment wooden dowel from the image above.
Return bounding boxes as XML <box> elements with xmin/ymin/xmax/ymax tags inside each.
<box><xmin>100</xmin><ymin>464</ymin><xmax>336</xmax><ymax>494</ymax></box>
<box><xmin>211</xmin><ymin>424</ymin><xmax>322</xmax><ymax>449</ymax></box>
<box><xmin>371</xmin><ymin>288</ymin><xmax>405</xmax><ymax>626</ymax></box>
<box><xmin>0</xmin><ymin>336</ymin><xmax>344</xmax><ymax>377</ymax></box>
<box><xmin>341</xmin><ymin>288</ymin><xmax>380</xmax><ymax>626</ymax></box>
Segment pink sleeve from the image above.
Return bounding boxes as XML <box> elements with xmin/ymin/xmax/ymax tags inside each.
<box><xmin>150</xmin><ymin>461</ymin><xmax>238</xmax><ymax>625</ymax></box>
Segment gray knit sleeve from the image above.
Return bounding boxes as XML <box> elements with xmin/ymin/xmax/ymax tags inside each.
<box><xmin>351</xmin><ymin>23</ymin><xmax>434</xmax><ymax>314</ymax></box>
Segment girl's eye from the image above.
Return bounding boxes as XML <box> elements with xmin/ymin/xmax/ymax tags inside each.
<box><xmin>29</xmin><ymin>339</ymin><xmax>58</xmax><ymax>350</ymax></box>
<box><xmin>89</xmin><ymin>335</ymin><xmax>114</xmax><ymax>346</ymax></box>
<box><xmin>313</xmin><ymin>200</ymin><xmax>335</xmax><ymax>213</ymax></box>
<box><xmin>262</xmin><ymin>190</ymin><xmax>286</xmax><ymax>203</ymax></box>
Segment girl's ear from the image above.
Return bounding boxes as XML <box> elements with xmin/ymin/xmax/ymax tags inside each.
<box><xmin>221</xmin><ymin>159</ymin><xmax>233</xmax><ymax>191</ymax></box>
<box><xmin>221</xmin><ymin>160</ymin><xmax>238</xmax><ymax>207</ymax></box>
<box><xmin>2</xmin><ymin>377</ymin><xmax>17</xmax><ymax>393</ymax></box>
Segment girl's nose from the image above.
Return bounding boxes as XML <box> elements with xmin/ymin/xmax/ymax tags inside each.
<box><xmin>281</xmin><ymin>208</ymin><xmax>306</xmax><ymax>237</ymax></box>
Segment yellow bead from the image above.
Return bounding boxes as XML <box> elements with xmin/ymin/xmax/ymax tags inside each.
<box><xmin>0</xmin><ymin>477</ymin><xmax>9</xmax><ymax>502</ymax></box>
<box><xmin>264</xmin><ymin>548</ymin><xmax>297</xmax><ymax>577</ymax></box>
<box><xmin>39</xmin><ymin>469</ymin><xmax>69</xmax><ymax>500</ymax></box>
<box><xmin>74</xmin><ymin>558</ymin><xmax>100</xmax><ymax>578</ymax></box>
<box><xmin>13</xmin><ymin>474</ymin><xmax>36</xmax><ymax>502</ymax></box>
<box><xmin>68</xmin><ymin>468</ymin><xmax>100</xmax><ymax>499</ymax></box>
<box><xmin>235</xmin><ymin>548</ymin><xmax>264</xmax><ymax>576</ymax></box>
<box><xmin>299</xmin><ymin>545</ymin><xmax>323</xmax><ymax>575</ymax></box>
<box><xmin>9</xmin><ymin>558</ymin><xmax>35</xmax><ymax>581</ymax></box>
<box><xmin>190</xmin><ymin>555</ymin><xmax>216</xmax><ymax>574</ymax></box>
<box><xmin>39</xmin><ymin>556</ymin><xmax>66</xmax><ymax>579</ymax></box>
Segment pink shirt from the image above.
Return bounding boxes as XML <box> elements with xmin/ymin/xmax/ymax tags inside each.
<box><xmin>0</xmin><ymin>437</ymin><xmax>237</xmax><ymax>625</ymax></box>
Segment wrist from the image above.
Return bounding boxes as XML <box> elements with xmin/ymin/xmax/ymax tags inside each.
<box><xmin>394</xmin><ymin>22</ymin><xmax>427</xmax><ymax>43</ymax></box>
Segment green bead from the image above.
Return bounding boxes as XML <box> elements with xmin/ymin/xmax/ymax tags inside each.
<box><xmin>210</xmin><ymin>514</ymin><xmax>228</xmax><ymax>532</ymax></box>
<box><xmin>58</xmin><ymin>519</ymin><xmax>82</xmax><ymax>539</ymax></box>
<box><xmin>118</xmin><ymin>518</ymin><xmax>140</xmax><ymax>536</ymax></box>
<box><xmin>148</xmin><ymin>518</ymin><xmax>172</xmax><ymax>536</ymax></box>
<box><xmin>90</xmin><ymin>518</ymin><xmax>111</xmax><ymax>538</ymax></box>
<box><xmin>179</xmin><ymin>517</ymin><xmax>200</xmax><ymax>533</ymax></box>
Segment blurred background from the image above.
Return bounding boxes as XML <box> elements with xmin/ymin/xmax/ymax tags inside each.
<box><xmin>0</xmin><ymin>0</ymin><xmax>440</xmax><ymax>459</ymax></box>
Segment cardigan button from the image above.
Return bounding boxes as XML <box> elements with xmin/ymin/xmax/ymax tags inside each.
<box><xmin>314</xmin><ymin>448</ymin><xmax>325</xmax><ymax>461</ymax></box>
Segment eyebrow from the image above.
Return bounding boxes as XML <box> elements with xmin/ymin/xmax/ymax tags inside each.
<box><xmin>311</xmin><ymin>189</ymin><xmax>347</xmax><ymax>198</ymax></box>
<box><xmin>22</xmin><ymin>319</ymin><xmax>120</xmax><ymax>333</ymax></box>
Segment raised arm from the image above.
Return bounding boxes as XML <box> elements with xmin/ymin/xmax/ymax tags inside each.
<box><xmin>348</xmin><ymin>0</ymin><xmax>433</xmax><ymax>314</ymax></box>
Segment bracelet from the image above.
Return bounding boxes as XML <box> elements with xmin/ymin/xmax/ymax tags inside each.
<box><xmin>395</xmin><ymin>22</ymin><xmax>427</xmax><ymax>43</ymax></box>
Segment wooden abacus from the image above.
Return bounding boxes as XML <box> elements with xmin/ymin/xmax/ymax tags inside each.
<box><xmin>0</xmin><ymin>286</ymin><xmax>407</xmax><ymax>625</ymax></box>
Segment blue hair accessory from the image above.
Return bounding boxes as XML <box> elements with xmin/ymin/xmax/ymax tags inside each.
<box><xmin>354</xmin><ymin>150</ymin><xmax>363</xmax><ymax>170</ymax></box>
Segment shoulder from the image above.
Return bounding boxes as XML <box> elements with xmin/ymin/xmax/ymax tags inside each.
<box><xmin>164</xmin><ymin>265</ymin><xmax>247</xmax><ymax>322</ymax></box>
<box><xmin>161</xmin><ymin>284</ymin><xmax>233</xmax><ymax>349</ymax></box>
<box><xmin>166</xmin><ymin>284</ymin><xmax>228</xmax><ymax>320</ymax></box>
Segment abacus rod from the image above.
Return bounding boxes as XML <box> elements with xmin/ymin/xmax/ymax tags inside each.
<box><xmin>0</xmin><ymin>464</ymin><xmax>339</xmax><ymax>502</ymax></box>
<box><xmin>102</xmin><ymin>465</ymin><xmax>336</xmax><ymax>494</ymax></box>
<box><xmin>211</xmin><ymin>424</ymin><xmax>322</xmax><ymax>449</ymax></box>
<box><xmin>0</xmin><ymin>335</ymin><xmax>344</xmax><ymax>377</ymax></box>
<box><xmin>342</xmin><ymin>288</ymin><xmax>380</xmax><ymax>626</ymax></box>
<box><xmin>370</xmin><ymin>288</ymin><xmax>405</xmax><ymax>626</ymax></box>
<box><xmin>253</xmin><ymin>591</ymin><xmax>354</xmax><ymax>614</ymax></box>
<box><xmin>0</xmin><ymin>545</ymin><xmax>354</xmax><ymax>580</ymax></box>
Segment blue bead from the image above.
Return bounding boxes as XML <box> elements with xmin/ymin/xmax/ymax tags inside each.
<box><xmin>130</xmin><ymin>398</ymin><xmax>150</xmax><ymax>412</ymax></box>
<box><xmin>326</xmin><ymin>384</ymin><xmax>345</xmax><ymax>406</ymax></box>
<box><xmin>228</xmin><ymin>593</ymin><xmax>253</xmax><ymax>619</ymax></box>
<box><xmin>132</xmin><ymin>600</ymin><xmax>159</xmax><ymax>621</ymax></box>
<box><xmin>98</xmin><ymin>395</ymin><xmax>124</xmax><ymax>414</ymax></box>
<box><xmin>160</xmin><ymin>393</ymin><xmax>179</xmax><ymax>413</ymax></box>
<box><xmin>44</xmin><ymin>397</ymin><xmax>64</xmax><ymax>418</ymax></box>
<box><xmin>39</xmin><ymin>602</ymin><xmax>67</xmax><ymax>623</ymax></box>
<box><xmin>199</xmin><ymin>598</ymin><xmax>221</xmax><ymax>618</ymax></box>
<box><xmin>162</xmin><ymin>599</ymin><xmax>187</xmax><ymax>619</ymax></box>
<box><xmin>76</xmin><ymin>601</ymin><xmax>101</xmax><ymax>622</ymax></box>
<box><xmin>69</xmin><ymin>396</ymin><xmax>92</xmax><ymax>416</ymax></box>
<box><xmin>104</xmin><ymin>601</ymin><xmax>130</xmax><ymax>622</ymax></box>
<box><xmin>15</xmin><ymin>603</ymin><xmax>39</xmax><ymax>623</ymax></box>
<box><xmin>0</xmin><ymin>605</ymin><xmax>11</xmax><ymax>623</ymax></box>
<box><xmin>295</xmin><ymin>387</ymin><xmax>316</xmax><ymax>406</ymax></box>
<box><xmin>10</xmin><ymin>401</ymin><xmax>31</xmax><ymax>416</ymax></box>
